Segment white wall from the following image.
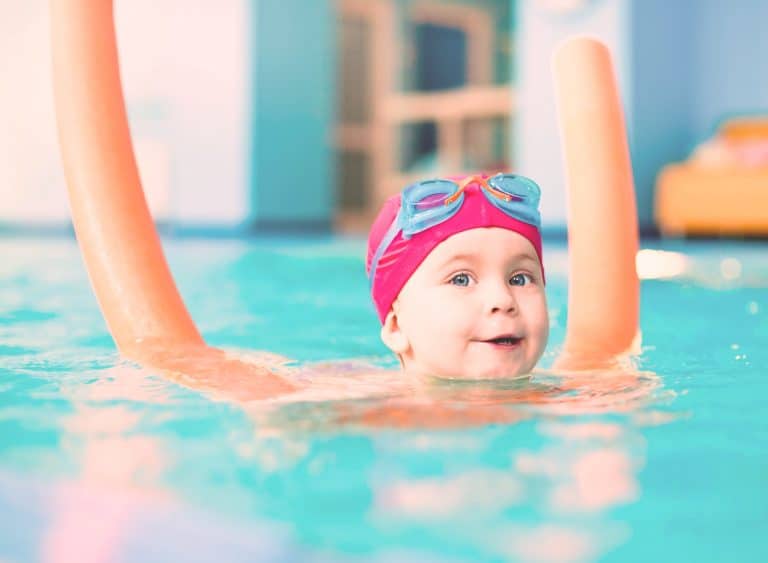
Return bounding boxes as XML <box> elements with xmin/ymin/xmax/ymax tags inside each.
<box><xmin>0</xmin><ymin>1</ymin><xmax>249</xmax><ymax>225</ymax></box>
<box><xmin>0</xmin><ymin>2</ymin><xmax>68</xmax><ymax>223</ymax></box>
<box><xmin>515</xmin><ymin>0</ymin><xmax>631</xmax><ymax>229</ymax></box>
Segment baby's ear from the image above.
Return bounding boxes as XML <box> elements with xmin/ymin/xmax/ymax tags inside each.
<box><xmin>380</xmin><ymin>309</ymin><xmax>410</xmax><ymax>355</ymax></box>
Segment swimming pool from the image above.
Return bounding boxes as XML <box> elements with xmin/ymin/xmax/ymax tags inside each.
<box><xmin>1</xmin><ymin>236</ymin><xmax>765</xmax><ymax>562</ymax></box>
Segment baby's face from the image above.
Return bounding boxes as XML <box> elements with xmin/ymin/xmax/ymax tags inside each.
<box><xmin>388</xmin><ymin>228</ymin><xmax>548</xmax><ymax>379</ymax></box>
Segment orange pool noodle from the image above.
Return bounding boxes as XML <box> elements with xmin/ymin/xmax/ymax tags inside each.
<box><xmin>50</xmin><ymin>0</ymin><xmax>204</xmax><ymax>358</ymax></box>
<box><xmin>552</xmin><ymin>38</ymin><xmax>640</xmax><ymax>366</ymax></box>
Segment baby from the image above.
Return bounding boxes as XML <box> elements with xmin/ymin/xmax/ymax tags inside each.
<box><xmin>365</xmin><ymin>173</ymin><xmax>548</xmax><ymax>380</ymax></box>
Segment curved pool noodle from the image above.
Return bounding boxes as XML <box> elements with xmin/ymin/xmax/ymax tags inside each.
<box><xmin>50</xmin><ymin>0</ymin><xmax>202</xmax><ymax>357</ymax></box>
<box><xmin>552</xmin><ymin>38</ymin><xmax>640</xmax><ymax>368</ymax></box>
<box><xmin>50</xmin><ymin>1</ymin><xmax>294</xmax><ymax>397</ymax></box>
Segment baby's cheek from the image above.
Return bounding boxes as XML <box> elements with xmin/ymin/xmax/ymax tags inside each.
<box><xmin>534</xmin><ymin>311</ymin><xmax>550</xmax><ymax>355</ymax></box>
<box><xmin>440</xmin><ymin>305</ymin><xmax>476</xmax><ymax>335</ymax></box>
<box><xmin>523</xmin><ymin>296</ymin><xmax>549</xmax><ymax>337</ymax></box>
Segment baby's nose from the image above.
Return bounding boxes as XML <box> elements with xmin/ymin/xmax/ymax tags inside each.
<box><xmin>487</xmin><ymin>283</ymin><xmax>518</xmax><ymax>314</ymax></box>
<box><xmin>490</xmin><ymin>302</ymin><xmax>517</xmax><ymax>314</ymax></box>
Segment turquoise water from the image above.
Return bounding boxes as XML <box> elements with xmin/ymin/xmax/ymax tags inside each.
<box><xmin>0</xmin><ymin>237</ymin><xmax>766</xmax><ymax>562</ymax></box>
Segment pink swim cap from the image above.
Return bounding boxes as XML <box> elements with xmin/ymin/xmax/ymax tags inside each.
<box><xmin>366</xmin><ymin>176</ymin><xmax>544</xmax><ymax>323</ymax></box>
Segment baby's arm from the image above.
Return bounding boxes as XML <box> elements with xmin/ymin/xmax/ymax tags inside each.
<box><xmin>50</xmin><ymin>0</ymin><xmax>294</xmax><ymax>399</ymax></box>
<box><xmin>551</xmin><ymin>38</ymin><xmax>640</xmax><ymax>370</ymax></box>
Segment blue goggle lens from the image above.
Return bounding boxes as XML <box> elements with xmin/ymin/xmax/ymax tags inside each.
<box><xmin>489</xmin><ymin>174</ymin><xmax>541</xmax><ymax>206</ymax></box>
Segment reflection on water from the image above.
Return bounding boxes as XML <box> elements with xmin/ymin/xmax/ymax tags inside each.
<box><xmin>0</xmin><ymin>356</ymin><xmax>662</xmax><ymax>563</ymax></box>
<box><xmin>230</xmin><ymin>363</ymin><xmax>661</xmax><ymax>562</ymax></box>
<box><xmin>371</xmin><ymin>420</ymin><xmax>639</xmax><ymax>562</ymax></box>
<box><xmin>1</xmin><ymin>365</ymin><xmax>300</xmax><ymax>563</ymax></box>
<box><xmin>1</xmin><ymin>472</ymin><xmax>299</xmax><ymax>563</ymax></box>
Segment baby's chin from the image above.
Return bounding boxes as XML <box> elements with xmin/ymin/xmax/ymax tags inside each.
<box><xmin>409</xmin><ymin>361</ymin><xmax>535</xmax><ymax>381</ymax></box>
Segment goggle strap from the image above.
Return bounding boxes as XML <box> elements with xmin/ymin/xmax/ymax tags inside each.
<box><xmin>368</xmin><ymin>209</ymin><xmax>403</xmax><ymax>291</ymax></box>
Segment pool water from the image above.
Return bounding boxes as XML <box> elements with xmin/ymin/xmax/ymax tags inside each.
<box><xmin>0</xmin><ymin>237</ymin><xmax>766</xmax><ymax>562</ymax></box>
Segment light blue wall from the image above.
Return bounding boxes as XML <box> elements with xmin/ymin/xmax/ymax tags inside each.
<box><xmin>692</xmin><ymin>0</ymin><xmax>768</xmax><ymax>144</ymax></box>
<box><xmin>515</xmin><ymin>0</ymin><xmax>631</xmax><ymax>230</ymax></box>
<box><xmin>628</xmin><ymin>0</ymin><xmax>696</xmax><ymax>230</ymax></box>
<box><xmin>249</xmin><ymin>0</ymin><xmax>335</xmax><ymax>229</ymax></box>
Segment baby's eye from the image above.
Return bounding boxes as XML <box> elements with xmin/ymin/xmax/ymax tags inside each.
<box><xmin>449</xmin><ymin>273</ymin><xmax>472</xmax><ymax>286</ymax></box>
<box><xmin>509</xmin><ymin>273</ymin><xmax>534</xmax><ymax>286</ymax></box>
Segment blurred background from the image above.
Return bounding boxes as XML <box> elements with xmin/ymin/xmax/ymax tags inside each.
<box><xmin>2</xmin><ymin>0</ymin><xmax>767</xmax><ymax>237</ymax></box>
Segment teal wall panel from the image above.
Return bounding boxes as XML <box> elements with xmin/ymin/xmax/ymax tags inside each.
<box><xmin>629</xmin><ymin>0</ymin><xmax>697</xmax><ymax>231</ymax></box>
<box><xmin>249</xmin><ymin>0</ymin><xmax>335</xmax><ymax>229</ymax></box>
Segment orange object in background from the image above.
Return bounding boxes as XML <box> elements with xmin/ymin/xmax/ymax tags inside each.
<box><xmin>656</xmin><ymin>117</ymin><xmax>768</xmax><ymax>236</ymax></box>
<box><xmin>720</xmin><ymin>117</ymin><xmax>768</xmax><ymax>141</ymax></box>
<box><xmin>656</xmin><ymin>165</ymin><xmax>768</xmax><ymax>236</ymax></box>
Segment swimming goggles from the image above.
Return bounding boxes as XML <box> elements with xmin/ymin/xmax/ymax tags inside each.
<box><xmin>368</xmin><ymin>173</ymin><xmax>542</xmax><ymax>287</ymax></box>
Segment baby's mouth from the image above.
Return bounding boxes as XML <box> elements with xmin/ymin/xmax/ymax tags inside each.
<box><xmin>481</xmin><ymin>334</ymin><xmax>524</xmax><ymax>347</ymax></box>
